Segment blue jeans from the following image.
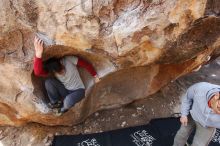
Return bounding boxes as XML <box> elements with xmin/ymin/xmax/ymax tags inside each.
<box><xmin>173</xmin><ymin>115</ymin><xmax>215</xmax><ymax>146</ymax></box>
<box><xmin>45</xmin><ymin>78</ymin><xmax>85</xmax><ymax>112</ymax></box>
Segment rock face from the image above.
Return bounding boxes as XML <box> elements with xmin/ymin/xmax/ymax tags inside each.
<box><xmin>0</xmin><ymin>0</ymin><xmax>219</xmax><ymax>126</ymax></box>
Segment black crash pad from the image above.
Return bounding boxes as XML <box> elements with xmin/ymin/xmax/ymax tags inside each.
<box><xmin>52</xmin><ymin>117</ymin><xmax>220</xmax><ymax>146</ymax></box>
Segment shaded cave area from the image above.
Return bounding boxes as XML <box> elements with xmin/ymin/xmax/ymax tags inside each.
<box><xmin>31</xmin><ymin>72</ymin><xmax>49</xmax><ymax>105</ymax></box>
<box><xmin>29</xmin><ymin>45</ymin><xmax>116</xmax><ymax>114</ymax></box>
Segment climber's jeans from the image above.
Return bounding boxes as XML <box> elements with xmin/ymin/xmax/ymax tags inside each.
<box><xmin>173</xmin><ymin>115</ymin><xmax>215</xmax><ymax>146</ymax></box>
<box><xmin>45</xmin><ymin>78</ymin><xmax>85</xmax><ymax>111</ymax></box>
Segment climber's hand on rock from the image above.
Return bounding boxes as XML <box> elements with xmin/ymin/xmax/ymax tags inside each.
<box><xmin>94</xmin><ymin>75</ymin><xmax>100</xmax><ymax>83</ymax></box>
<box><xmin>34</xmin><ymin>36</ymin><xmax>44</xmax><ymax>58</ymax></box>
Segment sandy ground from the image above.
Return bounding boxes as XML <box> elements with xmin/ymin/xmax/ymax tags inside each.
<box><xmin>0</xmin><ymin>57</ymin><xmax>219</xmax><ymax>146</ymax></box>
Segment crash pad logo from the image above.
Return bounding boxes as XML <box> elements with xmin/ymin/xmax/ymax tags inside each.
<box><xmin>130</xmin><ymin>130</ymin><xmax>156</xmax><ymax>146</ymax></box>
<box><xmin>212</xmin><ymin>129</ymin><xmax>220</xmax><ymax>144</ymax></box>
<box><xmin>77</xmin><ymin>138</ymin><xmax>100</xmax><ymax>146</ymax></box>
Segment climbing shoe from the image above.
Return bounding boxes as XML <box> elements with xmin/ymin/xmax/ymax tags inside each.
<box><xmin>53</xmin><ymin>108</ymin><xmax>62</xmax><ymax>117</ymax></box>
<box><xmin>48</xmin><ymin>101</ymin><xmax>62</xmax><ymax>109</ymax></box>
<box><xmin>53</xmin><ymin>108</ymin><xmax>68</xmax><ymax>117</ymax></box>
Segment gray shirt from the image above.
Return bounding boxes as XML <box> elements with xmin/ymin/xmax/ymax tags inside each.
<box><xmin>55</xmin><ymin>56</ymin><xmax>85</xmax><ymax>90</ymax></box>
<box><xmin>181</xmin><ymin>82</ymin><xmax>220</xmax><ymax>128</ymax></box>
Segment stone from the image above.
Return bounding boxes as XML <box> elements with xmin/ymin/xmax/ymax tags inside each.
<box><xmin>0</xmin><ymin>0</ymin><xmax>219</xmax><ymax>126</ymax></box>
<box><xmin>95</xmin><ymin>112</ymin><xmax>99</xmax><ymax>117</ymax></box>
<box><xmin>121</xmin><ymin>121</ymin><xmax>126</xmax><ymax>127</ymax></box>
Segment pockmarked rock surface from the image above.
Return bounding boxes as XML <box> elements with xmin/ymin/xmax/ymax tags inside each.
<box><xmin>0</xmin><ymin>0</ymin><xmax>220</xmax><ymax>126</ymax></box>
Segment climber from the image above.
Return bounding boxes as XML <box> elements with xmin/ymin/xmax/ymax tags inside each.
<box><xmin>33</xmin><ymin>36</ymin><xmax>100</xmax><ymax>116</ymax></box>
<box><xmin>173</xmin><ymin>82</ymin><xmax>220</xmax><ymax>146</ymax></box>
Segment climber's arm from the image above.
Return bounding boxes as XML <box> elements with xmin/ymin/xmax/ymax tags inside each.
<box><xmin>33</xmin><ymin>36</ymin><xmax>48</xmax><ymax>77</ymax></box>
<box><xmin>77</xmin><ymin>58</ymin><xmax>100</xmax><ymax>83</ymax></box>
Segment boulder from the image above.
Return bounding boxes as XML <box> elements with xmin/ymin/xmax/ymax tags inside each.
<box><xmin>0</xmin><ymin>0</ymin><xmax>219</xmax><ymax>126</ymax></box>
